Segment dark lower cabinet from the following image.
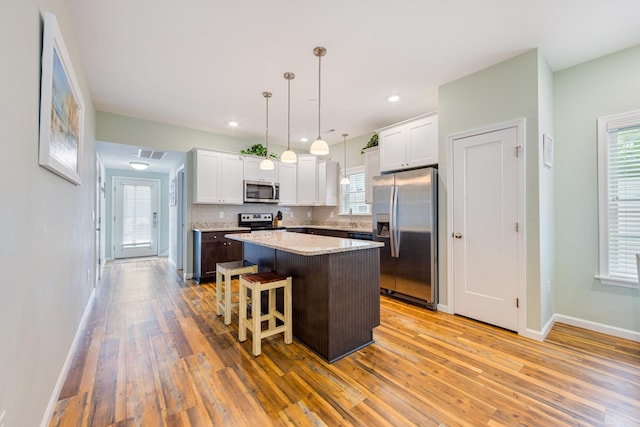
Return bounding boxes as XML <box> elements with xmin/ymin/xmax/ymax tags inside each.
<box><xmin>193</xmin><ymin>230</ymin><xmax>244</xmax><ymax>284</ymax></box>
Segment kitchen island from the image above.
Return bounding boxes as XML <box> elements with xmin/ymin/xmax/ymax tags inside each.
<box><xmin>226</xmin><ymin>231</ymin><xmax>383</xmax><ymax>362</ymax></box>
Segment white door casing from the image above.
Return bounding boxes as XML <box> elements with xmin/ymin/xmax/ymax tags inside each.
<box><xmin>448</xmin><ymin>120</ymin><xmax>525</xmax><ymax>332</ymax></box>
<box><xmin>113</xmin><ymin>177</ymin><xmax>160</xmax><ymax>259</ymax></box>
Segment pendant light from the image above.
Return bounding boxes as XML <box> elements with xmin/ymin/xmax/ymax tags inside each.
<box><xmin>280</xmin><ymin>72</ymin><xmax>297</xmax><ymax>163</ymax></box>
<box><xmin>259</xmin><ymin>91</ymin><xmax>275</xmax><ymax>170</ymax></box>
<box><xmin>309</xmin><ymin>46</ymin><xmax>330</xmax><ymax>155</ymax></box>
<box><xmin>340</xmin><ymin>133</ymin><xmax>350</xmax><ymax>185</ymax></box>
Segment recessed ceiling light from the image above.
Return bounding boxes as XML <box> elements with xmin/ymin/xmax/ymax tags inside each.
<box><xmin>300</xmin><ymin>137</ymin><xmax>308</xmax><ymax>143</ymax></box>
<box><xmin>228</xmin><ymin>121</ymin><xmax>239</xmax><ymax>127</ymax></box>
<box><xmin>388</xmin><ymin>95</ymin><xmax>400</xmax><ymax>103</ymax></box>
<box><xmin>129</xmin><ymin>161</ymin><xmax>149</xmax><ymax>170</ymax></box>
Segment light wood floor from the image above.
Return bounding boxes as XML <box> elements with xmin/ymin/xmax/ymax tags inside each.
<box><xmin>50</xmin><ymin>258</ymin><xmax>640</xmax><ymax>426</ymax></box>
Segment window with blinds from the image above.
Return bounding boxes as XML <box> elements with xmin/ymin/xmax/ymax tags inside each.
<box><xmin>598</xmin><ymin>110</ymin><xmax>640</xmax><ymax>286</ymax></box>
<box><xmin>340</xmin><ymin>168</ymin><xmax>370</xmax><ymax>215</ymax></box>
<box><xmin>122</xmin><ymin>183</ymin><xmax>152</xmax><ymax>248</ymax></box>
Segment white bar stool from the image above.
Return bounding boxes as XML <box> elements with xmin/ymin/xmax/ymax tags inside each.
<box><xmin>215</xmin><ymin>260</ymin><xmax>258</xmax><ymax>325</ymax></box>
<box><xmin>238</xmin><ymin>272</ymin><xmax>292</xmax><ymax>356</ymax></box>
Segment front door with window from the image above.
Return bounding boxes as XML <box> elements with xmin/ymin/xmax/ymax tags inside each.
<box><xmin>113</xmin><ymin>177</ymin><xmax>159</xmax><ymax>259</ymax></box>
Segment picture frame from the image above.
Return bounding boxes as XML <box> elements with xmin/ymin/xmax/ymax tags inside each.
<box><xmin>169</xmin><ymin>178</ymin><xmax>176</xmax><ymax>206</ymax></box>
<box><xmin>39</xmin><ymin>12</ymin><xmax>84</xmax><ymax>185</ymax></box>
<box><xmin>543</xmin><ymin>133</ymin><xmax>553</xmax><ymax>168</ymax></box>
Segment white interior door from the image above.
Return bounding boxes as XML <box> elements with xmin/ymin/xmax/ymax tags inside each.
<box><xmin>452</xmin><ymin>127</ymin><xmax>520</xmax><ymax>331</ymax></box>
<box><xmin>113</xmin><ymin>177</ymin><xmax>159</xmax><ymax>259</ymax></box>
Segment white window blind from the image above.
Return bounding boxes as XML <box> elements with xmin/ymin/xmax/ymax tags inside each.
<box><xmin>122</xmin><ymin>183</ymin><xmax>152</xmax><ymax>248</ymax></box>
<box><xmin>598</xmin><ymin>110</ymin><xmax>640</xmax><ymax>286</ymax></box>
<box><xmin>340</xmin><ymin>168</ymin><xmax>370</xmax><ymax>215</ymax></box>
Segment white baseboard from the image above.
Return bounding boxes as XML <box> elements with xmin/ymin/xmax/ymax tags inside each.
<box><xmin>168</xmin><ymin>257</ymin><xmax>177</xmax><ymax>269</ymax></box>
<box><xmin>40</xmin><ymin>289</ymin><xmax>96</xmax><ymax>427</ymax></box>
<box><xmin>553</xmin><ymin>313</ymin><xmax>640</xmax><ymax>343</ymax></box>
<box><xmin>436</xmin><ymin>303</ymin><xmax>452</xmax><ymax>314</ymax></box>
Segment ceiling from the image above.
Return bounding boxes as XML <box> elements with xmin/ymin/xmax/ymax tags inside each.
<box><xmin>67</xmin><ymin>0</ymin><xmax>640</xmax><ymax>170</ymax></box>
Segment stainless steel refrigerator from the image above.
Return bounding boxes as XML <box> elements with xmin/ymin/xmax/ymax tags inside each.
<box><xmin>372</xmin><ymin>167</ymin><xmax>438</xmax><ymax>310</ymax></box>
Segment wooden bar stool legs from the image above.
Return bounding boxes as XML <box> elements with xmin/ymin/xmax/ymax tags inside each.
<box><xmin>215</xmin><ymin>260</ymin><xmax>258</xmax><ymax>325</ymax></box>
<box><xmin>238</xmin><ymin>272</ymin><xmax>292</xmax><ymax>356</ymax></box>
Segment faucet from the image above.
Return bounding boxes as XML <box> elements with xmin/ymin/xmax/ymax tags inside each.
<box><xmin>349</xmin><ymin>208</ymin><xmax>356</xmax><ymax>228</ymax></box>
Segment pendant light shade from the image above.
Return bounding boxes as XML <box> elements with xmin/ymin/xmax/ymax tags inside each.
<box><xmin>310</xmin><ymin>47</ymin><xmax>330</xmax><ymax>156</ymax></box>
<box><xmin>340</xmin><ymin>133</ymin><xmax>350</xmax><ymax>185</ymax></box>
<box><xmin>281</xmin><ymin>72</ymin><xmax>297</xmax><ymax>163</ymax></box>
<box><xmin>260</xmin><ymin>91</ymin><xmax>275</xmax><ymax>170</ymax></box>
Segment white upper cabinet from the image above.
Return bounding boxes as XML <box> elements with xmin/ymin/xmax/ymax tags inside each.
<box><xmin>318</xmin><ymin>160</ymin><xmax>338</xmax><ymax>206</ymax></box>
<box><xmin>296</xmin><ymin>155</ymin><xmax>318</xmax><ymax>206</ymax></box>
<box><xmin>243</xmin><ymin>156</ymin><xmax>279</xmax><ymax>182</ymax></box>
<box><xmin>379</xmin><ymin>114</ymin><xmax>438</xmax><ymax>172</ymax></box>
<box><xmin>193</xmin><ymin>149</ymin><xmax>243</xmax><ymax>204</ymax></box>
<box><xmin>278</xmin><ymin>162</ymin><xmax>297</xmax><ymax>205</ymax></box>
<box><xmin>364</xmin><ymin>147</ymin><xmax>380</xmax><ymax>204</ymax></box>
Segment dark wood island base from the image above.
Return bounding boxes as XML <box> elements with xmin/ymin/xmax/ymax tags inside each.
<box><xmin>241</xmin><ymin>239</ymin><xmax>381</xmax><ymax>363</ymax></box>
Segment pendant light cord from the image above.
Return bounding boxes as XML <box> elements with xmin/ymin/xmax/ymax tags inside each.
<box><xmin>287</xmin><ymin>77</ymin><xmax>291</xmax><ymax>150</ymax></box>
<box><xmin>263</xmin><ymin>91</ymin><xmax>271</xmax><ymax>159</ymax></box>
<box><xmin>317</xmin><ymin>53</ymin><xmax>322</xmax><ymax>139</ymax></box>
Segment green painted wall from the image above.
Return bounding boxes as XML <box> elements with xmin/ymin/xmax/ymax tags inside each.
<box><xmin>0</xmin><ymin>1</ymin><xmax>96</xmax><ymax>425</ymax></box>
<box><xmin>438</xmin><ymin>49</ymin><xmax>545</xmax><ymax>331</ymax></box>
<box><xmin>554</xmin><ymin>45</ymin><xmax>640</xmax><ymax>331</ymax></box>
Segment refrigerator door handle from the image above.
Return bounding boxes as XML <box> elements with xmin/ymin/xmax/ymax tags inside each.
<box><xmin>392</xmin><ymin>184</ymin><xmax>400</xmax><ymax>257</ymax></box>
<box><xmin>389</xmin><ymin>184</ymin><xmax>396</xmax><ymax>257</ymax></box>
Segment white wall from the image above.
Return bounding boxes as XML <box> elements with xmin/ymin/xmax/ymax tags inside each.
<box><xmin>554</xmin><ymin>45</ymin><xmax>640</xmax><ymax>332</ymax></box>
<box><xmin>0</xmin><ymin>1</ymin><xmax>96</xmax><ymax>426</ymax></box>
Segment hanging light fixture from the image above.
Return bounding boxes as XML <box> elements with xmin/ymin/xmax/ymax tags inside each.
<box><xmin>280</xmin><ymin>72</ymin><xmax>297</xmax><ymax>163</ymax></box>
<box><xmin>259</xmin><ymin>91</ymin><xmax>275</xmax><ymax>170</ymax></box>
<box><xmin>309</xmin><ymin>46</ymin><xmax>329</xmax><ymax>155</ymax></box>
<box><xmin>340</xmin><ymin>133</ymin><xmax>350</xmax><ymax>185</ymax></box>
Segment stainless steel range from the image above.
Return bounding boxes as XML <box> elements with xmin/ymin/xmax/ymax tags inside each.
<box><xmin>238</xmin><ymin>213</ymin><xmax>285</xmax><ymax>231</ymax></box>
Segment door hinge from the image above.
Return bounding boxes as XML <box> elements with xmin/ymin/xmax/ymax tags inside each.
<box><xmin>515</xmin><ymin>222</ymin><xmax>520</xmax><ymax>232</ymax></box>
<box><xmin>515</xmin><ymin>145</ymin><xmax>522</xmax><ymax>157</ymax></box>
<box><xmin>516</xmin><ymin>298</ymin><xmax>519</xmax><ymax>308</ymax></box>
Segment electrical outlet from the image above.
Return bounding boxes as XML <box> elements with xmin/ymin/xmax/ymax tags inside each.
<box><xmin>290</xmin><ymin>212</ymin><xmax>294</xmax><ymax>218</ymax></box>
<box><xmin>87</xmin><ymin>269</ymin><xmax>91</xmax><ymax>281</ymax></box>
<box><xmin>330</xmin><ymin>211</ymin><xmax>334</xmax><ymax>218</ymax></box>
<box><xmin>307</xmin><ymin>211</ymin><xmax>312</xmax><ymax>218</ymax></box>
<box><xmin>219</xmin><ymin>211</ymin><xmax>224</xmax><ymax>219</ymax></box>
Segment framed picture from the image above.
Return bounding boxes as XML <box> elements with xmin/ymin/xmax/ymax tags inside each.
<box><xmin>39</xmin><ymin>12</ymin><xmax>84</xmax><ymax>185</ymax></box>
<box><xmin>169</xmin><ymin>178</ymin><xmax>176</xmax><ymax>206</ymax></box>
<box><xmin>543</xmin><ymin>133</ymin><xmax>553</xmax><ymax>168</ymax></box>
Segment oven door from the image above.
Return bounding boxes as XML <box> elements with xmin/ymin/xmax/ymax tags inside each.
<box><xmin>244</xmin><ymin>180</ymin><xmax>280</xmax><ymax>203</ymax></box>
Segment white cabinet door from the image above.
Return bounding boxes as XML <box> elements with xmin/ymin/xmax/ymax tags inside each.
<box><xmin>193</xmin><ymin>149</ymin><xmax>243</xmax><ymax>204</ymax></box>
<box><xmin>379</xmin><ymin>127</ymin><xmax>407</xmax><ymax>172</ymax></box>
<box><xmin>318</xmin><ymin>160</ymin><xmax>338</xmax><ymax>206</ymax></box>
<box><xmin>407</xmin><ymin>116</ymin><xmax>438</xmax><ymax>168</ymax></box>
<box><xmin>220</xmin><ymin>154</ymin><xmax>244</xmax><ymax>204</ymax></box>
<box><xmin>379</xmin><ymin>114</ymin><xmax>438</xmax><ymax>172</ymax></box>
<box><xmin>243</xmin><ymin>156</ymin><xmax>278</xmax><ymax>182</ymax></box>
<box><xmin>364</xmin><ymin>147</ymin><xmax>380</xmax><ymax>204</ymax></box>
<box><xmin>194</xmin><ymin>149</ymin><xmax>220</xmax><ymax>203</ymax></box>
<box><xmin>278</xmin><ymin>162</ymin><xmax>297</xmax><ymax>205</ymax></box>
<box><xmin>296</xmin><ymin>156</ymin><xmax>318</xmax><ymax>205</ymax></box>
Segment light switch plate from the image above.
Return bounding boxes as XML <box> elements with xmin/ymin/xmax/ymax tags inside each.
<box><xmin>0</xmin><ymin>409</ymin><xmax>6</xmax><ymax>427</ymax></box>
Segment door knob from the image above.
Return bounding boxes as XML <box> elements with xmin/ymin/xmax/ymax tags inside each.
<box><xmin>453</xmin><ymin>232</ymin><xmax>462</xmax><ymax>239</ymax></box>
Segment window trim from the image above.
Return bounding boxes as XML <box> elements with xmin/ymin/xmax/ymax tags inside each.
<box><xmin>597</xmin><ymin>109</ymin><xmax>640</xmax><ymax>288</ymax></box>
<box><xmin>339</xmin><ymin>165</ymin><xmax>370</xmax><ymax>216</ymax></box>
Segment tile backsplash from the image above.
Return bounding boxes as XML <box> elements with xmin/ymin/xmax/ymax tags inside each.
<box><xmin>190</xmin><ymin>204</ymin><xmax>372</xmax><ymax>230</ymax></box>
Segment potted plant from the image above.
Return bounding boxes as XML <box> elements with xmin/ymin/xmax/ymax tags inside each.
<box><xmin>240</xmin><ymin>144</ymin><xmax>279</xmax><ymax>159</ymax></box>
<box><xmin>360</xmin><ymin>134</ymin><xmax>378</xmax><ymax>154</ymax></box>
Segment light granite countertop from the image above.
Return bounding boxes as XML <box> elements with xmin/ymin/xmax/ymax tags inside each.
<box><xmin>193</xmin><ymin>227</ymin><xmax>251</xmax><ymax>232</ymax></box>
<box><xmin>226</xmin><ymin>230</ymin><xmax>383</xmax><ymax>256</ymax></box>
<box><xmin>296</xmin><ymin>225</ymin><xmax>373</xmax><ymax>233</ymax></box>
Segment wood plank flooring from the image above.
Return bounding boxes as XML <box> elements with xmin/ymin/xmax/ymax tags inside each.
<box><xmin>49</xmin><ymin>258</ymin><xmax>640</xmax><ymax>426</ymax></box>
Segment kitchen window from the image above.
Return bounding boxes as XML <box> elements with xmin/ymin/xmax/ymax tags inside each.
<box><xmin>340</xmin><ymin>166</ymin><xmax>370</xmax><ymax>215</ymax></box>
<box><xmin>597</xmin><ymin>109</ymin><xmax>640</xmax><ymax>287</ymax></box>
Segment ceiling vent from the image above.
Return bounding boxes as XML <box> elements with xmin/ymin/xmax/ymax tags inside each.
<box><xmin>137</xmin><ymin>148</ymin><xmax>167</xmax><ymax>160</ymax></box>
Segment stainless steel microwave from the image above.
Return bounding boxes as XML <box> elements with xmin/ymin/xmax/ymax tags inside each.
<box><xmin>243</xmin><ymin>180</ymin><xmax>280</xmax><ymax>203</ymax></box>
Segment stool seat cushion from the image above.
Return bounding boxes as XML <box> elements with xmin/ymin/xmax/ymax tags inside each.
<box><xmin>242</xmin><ymin>271</ymin><xmax>287</xmax><ymax>284</ymax></box>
